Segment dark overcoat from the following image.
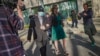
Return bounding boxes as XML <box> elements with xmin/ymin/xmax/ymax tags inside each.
<box><xmin>80</xmin><ymin>9</ymin><xmax>97</xmax><ymax>35</ymax></box>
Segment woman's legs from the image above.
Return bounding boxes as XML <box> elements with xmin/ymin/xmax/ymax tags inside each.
<box><xmin>53</xmin><ymin>40</ymin><xmax>60</xmax><ymax>55</ymax></box>
<box><xmin>62</xmin><ymin>39</ymin><xmax>66</xmax><ymax>51</ymax></box>
<box><xmin>62</xmin><ymin>38</ymin><xmax>69</xmax><ymax>55</ymax></box>
<box><xmin>54</xmin><ymin>40</ymin><xmax>59</xmax><ymax>51</ymax></box>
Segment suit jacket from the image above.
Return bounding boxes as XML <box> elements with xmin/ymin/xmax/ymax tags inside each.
<box><xmin>31</xmin><ymin>15</ymin><xmax>49</xmax><ymax>48</ymax></box>
<box><xmin>80</xmin><ymin>8</ymin><xmax>93</xmax><ymax>25</ymax></box>
<box><xmin>34</xmin><ymin>15</ymin><xmax>49</xmax><ymax>41</ymax></box>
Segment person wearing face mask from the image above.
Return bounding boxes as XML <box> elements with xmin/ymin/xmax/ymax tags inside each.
<box><xmin>30</xmin><ymin>7</ymin><xmax>49</xmax><ymax>56</ymax></box>
<box><xmin>0</xmin><ymin>0</ymin><xmax>25</xmax><ymax>56</ymax></box>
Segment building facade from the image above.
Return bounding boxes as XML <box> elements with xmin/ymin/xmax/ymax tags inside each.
<box><xmin>77</xmin><ymin>0</ymin><xmax>100</xmax><ymax>17</ymax></box>
<box><xmin>92</xmin><ymin>0</ymin><xmax>100</xmax><ymax>17</ymax></box>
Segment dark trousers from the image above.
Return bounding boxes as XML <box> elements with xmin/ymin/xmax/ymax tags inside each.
<box><xmin>27</xmin><ymin>28</ymin><xmax>37</xmax><ymax>41</ymax></box>
<box><xmin>40</xmin><ymin>45</ymin><xmax>46</xmax><ymax>56</ymax></box>
<box><xmin>88</xmin><ymin>34</ymin><xmax>95</xmax><ymax>44</ymax></box>
<box><xmin>72</xmin><ymin>19</ymin><xmax>78</xmax><ymax>27</ymax></box>
<box><xmin>84</xmin><ymin>24</ymin><xmax>96</xmax><ymax>44</ymax></box>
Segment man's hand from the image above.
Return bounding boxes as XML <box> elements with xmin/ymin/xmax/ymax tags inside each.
<box><xmin>40</xmin><ymin>25</ymin><xmax>46</xmax><ymax>30</ymax></box>
<box><xmin>84</xmin><ymin>13</ymin><xmax>87</xmax><ymax>16</ymax></box>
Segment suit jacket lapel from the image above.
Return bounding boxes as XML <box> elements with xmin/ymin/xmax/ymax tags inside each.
<box><xmin>35</xmin><ymin>16</ymin><xmax>46</xmax><ymax>26</ymax></box>
<box><xmin>35</xmin><ymin>16</ymin><xmax>41</xmax><ymax>26</ymax></box>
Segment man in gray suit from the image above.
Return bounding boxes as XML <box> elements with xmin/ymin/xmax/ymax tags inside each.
<box><xmin>32</xmin><ymin>7</ymin><xmax>49</xmax><ymax>56</ymax></box>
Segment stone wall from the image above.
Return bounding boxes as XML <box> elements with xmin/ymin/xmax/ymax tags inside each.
<box><xmin>92</xmin><ymin>0</ymin><xmax>100</xmax><ymax>17</ymax></box>
<box><xmin>77</xmin><ymin>0</ymin><xmax>100</xmax><ymax>17</ymax></box>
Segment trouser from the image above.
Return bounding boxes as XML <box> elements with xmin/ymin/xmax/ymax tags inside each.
<box><xmin>36</xmin><ymin>40</ymin><xmax>47</xmax><ymax>56</ymax></box>
<box><xmin>27</xmin><ymin>28</ymin><xmax>37</xmax><ymax>40</ymax></box>
<box><xmin>88</xmin><ymin>34</ymin><xmax>95</xmax><ymax>44</ymax></box>
<box><xmin>40</xmin><ymin>45</ymin><xmax>47</xmax><ymax>56</ymax></box>
<box><xmin>84</xmin><ymin>24</ymin><xmax>96</xmax><ymax>44</ymax></box>
<box><xmin>72</xmin><ymin>20</ymin><xmax>78</xmax><ymax>27</ymax></box>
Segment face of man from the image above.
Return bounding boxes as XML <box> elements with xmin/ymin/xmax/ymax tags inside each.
<box><xmin>83</xmin><ymin>5</ymin><xmax>88</xmax><ymax>11</ymax></box>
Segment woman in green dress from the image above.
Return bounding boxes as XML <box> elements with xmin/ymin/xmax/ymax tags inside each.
<box><xmin>50</xmin><ymin>4</ymin><xmax>68</xmax><ymax>56</ymax></box>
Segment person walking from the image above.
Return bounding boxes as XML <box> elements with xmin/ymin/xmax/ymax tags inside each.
<box><xmin>30</xmin><ymin>7</ymin><xmax>49</xmax><ymax>56</ymax></box>
<box><xmin>50</xmin><ymin>4</ymin><xmax>68</xmax><ymax>56</ymax></box>
<box><xmin>79</xmin><ymin>3</ymin><xmax>97</xmax><ymax>46</ymax></box>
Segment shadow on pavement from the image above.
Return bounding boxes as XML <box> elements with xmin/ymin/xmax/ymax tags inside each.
<box><xmin>23</xmin><ymin>41</ymin><xmax>28</xmax><ymax>45</ymax></box>
<box><xmin>69</xmin><ymin>33</ymin><xmax>100</xmax><ymax>56</ymax></box>
<box><xmin>68</xmin><ymin>32</ymin><xmax>79</xmax><ymax>56</ymax></box>
<box><xmin>47</xmin><ymin>41</ymin><xmax>55</xmax><ymax>56</ymax></box>
<box><xmin>32</xmin><ymin>46</ymin><xmax>40</xmax><ymax>56</ymax></box>
<box><xmin>19</xmin><ymin>30</ymin><xmax>28</xmax><ymax>37</ymax></box>
<box><xmin>25</xmin><ymin>41</ymin><xmax>35</xmax><ymax>56</ymax></box>
<box><xmin>25</xmin><ymin>40</ymin><xmax>56</xmax><ymax>56</ymax></box>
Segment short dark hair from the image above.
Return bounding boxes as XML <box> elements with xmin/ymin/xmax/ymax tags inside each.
<box><xmin>38</xmin><ymin>6</ymin><xmax>44</xmax><ymax>12</ymax></box>
<box><xmin>83</xmin><ymin>3</ymin><xmax>88</xmax><ymax>7</ymax></box>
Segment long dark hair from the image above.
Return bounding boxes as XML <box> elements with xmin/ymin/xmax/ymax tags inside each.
<box><xmin>51</xmin><ymin>4</ymin><xmax>58</xmax><ymax>14</ymax></box>
<box><xmin>51</xmin><ymin>4</ymin><xmax>60</xmax><ymax>26</ymax></box>
<box><xmin>0</xmin><ymin>0</ymin><xmax>18</xmax><ymax>9</ymax></box>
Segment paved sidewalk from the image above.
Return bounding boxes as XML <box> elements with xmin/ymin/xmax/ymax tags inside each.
<box><xmin>18</xmin><ymin>18</ymin><xmax>100</xmax><ymax>56</ymax></box>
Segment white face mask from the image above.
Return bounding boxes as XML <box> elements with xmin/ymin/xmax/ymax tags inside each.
<box><xmin>38</xmin><ymin>12</ymin><xmax>45</xmax><ymax>17</ymax></box>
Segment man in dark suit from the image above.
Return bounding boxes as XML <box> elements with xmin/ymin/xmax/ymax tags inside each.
<box><xmin>27</xmin><ymin>7</ymin><xmax>49</xmax><ymax>56</ymax></box>
<box><xmin>79</xmin><ymin>3</ymin><xmax>97</xmax><ymax>46</ymax></box>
